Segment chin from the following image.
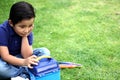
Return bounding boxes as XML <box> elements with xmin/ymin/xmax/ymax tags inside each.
<box><xmin>18</xmin><ymin>34</ymin><xmax>24</xmax><ymax>37</ymax></box>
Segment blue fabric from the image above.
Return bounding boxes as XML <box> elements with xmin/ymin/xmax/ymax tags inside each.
<box><xmin>0</xmin><ymin>48</ymin><xmax>50</xmax><ymax>79</ymax></box>
<box><xmin>0</xmin><ymin>21</ymin><xmax>33</xmax><ymax>55</ymax></box>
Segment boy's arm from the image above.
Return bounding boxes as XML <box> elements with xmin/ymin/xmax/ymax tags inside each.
<box><xmin>21</xmin><ymin>36</ymin><xmax>33</xmax><ymax>58</ymax></box>
<box><xmin>0</xmin><ymin>46</ymin><xmax>25</xmax><ymax>66</ymax></box>
<box><xmin>0</xmin><ymin>46</ymin><xmax>38</xmax><ymax>68</ymax></box>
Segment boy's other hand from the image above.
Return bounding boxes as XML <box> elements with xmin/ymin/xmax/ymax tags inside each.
<box><xmin>23</xmin><ymin>55</ymin><xmax>39</xmax><ymax>68</ymax></box>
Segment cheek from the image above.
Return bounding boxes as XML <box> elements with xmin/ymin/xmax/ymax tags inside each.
<box><xmin>14</xmin><ymin>27</ymin><xmax>21</xmax><ymax>33</ymax></box>
<box><xmin>29</xmin><ymin>27</ymin><xmax>33</xmax><ymax>32</ymax></box>
<box><xmin>17</xmin><ymin>29</ymin><xmax>23</xmax><ymax>34</ymax></box>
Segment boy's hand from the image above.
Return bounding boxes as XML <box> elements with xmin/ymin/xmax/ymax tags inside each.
<box><xmin>23</xmin><ymin>55</ymin><xmax>39</xmax><ymax>68</ymax></box>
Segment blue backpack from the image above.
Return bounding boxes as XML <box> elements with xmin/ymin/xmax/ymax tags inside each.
<box><xmin>28</xmin><ymin>56</ymin><xmax>60</xmax><ymax>80</ymax></box>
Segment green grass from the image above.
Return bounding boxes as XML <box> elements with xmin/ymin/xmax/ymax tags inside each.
<box><xmin>0</xmin><ymin>0</ymin><xmax>120</xmax><ymax>80</ymax></box>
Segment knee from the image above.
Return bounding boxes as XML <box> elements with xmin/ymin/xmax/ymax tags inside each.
<box><xmin>0</xmin><ymin>60</ymin><xmax>18</xmax><ymax>78</ymax></box>
<box><xmin>0</xmin><ymin>64</ymin><xmax>10</xmax><ymax>78</ymax></box>
<box><xmin>42</xmin><ymin>47</ymin><xmax>50</xmax><ymax>56</ymax></box>
<box><xmin>33</xmin><ymin>47</ymin><xmax>50</xmax><ymax>56</ymax></box>
<box><xmin>0</xmin><ymin>65</ymin><xmax>6</xmax><ymax>73</ymax></box>
<box><xmin>0</xmin><ymin>61</ymin><xmax>8</xmax><ymax>73</ymax></box>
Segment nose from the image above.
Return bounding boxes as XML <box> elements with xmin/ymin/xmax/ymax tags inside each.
<box><xmin>24</xmin><ymin>27</ymin><xmax>29</xmax><ymax>33</ymax></box>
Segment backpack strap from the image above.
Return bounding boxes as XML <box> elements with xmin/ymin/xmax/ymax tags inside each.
<box><xmin>36</xmin><ymin>55</ymin><xmax>51</xmax><ymax>61</ymax></box>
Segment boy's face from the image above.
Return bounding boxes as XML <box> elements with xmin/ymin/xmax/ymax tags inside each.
<box><xmin>10</xmin><ymin>18</ymin><xmax>34</xmax><ymax>37</ymax></box>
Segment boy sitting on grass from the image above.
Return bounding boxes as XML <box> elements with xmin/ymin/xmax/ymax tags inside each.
<box><xmin>0</xmin><ymin>1</ymin><xmax>50</xmax><ymax>80</ymax></box>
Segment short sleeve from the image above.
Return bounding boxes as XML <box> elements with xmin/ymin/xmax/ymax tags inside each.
<box><xmin>28</xmin><ymin>32</ymin><xmax>33</xmax><ymax>45</ymax></box>
<box><xmin>0</xmin><ymin>27</ymin><xmax>9</xmax><ymax>46</ymax></box>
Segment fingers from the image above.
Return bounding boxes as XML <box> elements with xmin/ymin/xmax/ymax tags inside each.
<box><xmin>28</xmin><ymin>64</ymin><xmax>33</xmax><ymax>68</ymax></box>
<box><xmin>30</xmin><ymin>59</ymin><xmax>38</xmax><ymax>65</ymax></box>
<box><xmin>31</xmin><ymin>55</ymin><xmax>39</xmax><ymax>63</ymax></box>
<box><xmin>31</xmin><ymin>55</ymin><xmax>37</xmax><ymax>59</ymax></box>
<box><xmin>27</xmin><ymin>55</ymin><xmax>39</xmax><ymax>68</ymax></box>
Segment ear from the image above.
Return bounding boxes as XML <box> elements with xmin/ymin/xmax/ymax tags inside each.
<box><xmin>8</xmin><ymin>20</ymin><xmax>14</xmax><ymax>27</ymax></box>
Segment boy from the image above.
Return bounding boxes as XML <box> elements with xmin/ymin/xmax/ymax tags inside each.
<box><xmin>0</xmin><ymin>1</ymin><xmax>50</xmax><ymax>80</ymax></box>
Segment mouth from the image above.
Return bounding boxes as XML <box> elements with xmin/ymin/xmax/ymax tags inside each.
<box><xmin>19</xmin><ymin>33</ymin><xmax>27</xmax><ymax>36</ymax></box>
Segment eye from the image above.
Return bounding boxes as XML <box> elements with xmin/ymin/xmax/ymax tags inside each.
<box><xmin>19</xmin><ymin>25</ymin><xmax>26</xmax><ymax>28</ymax></box>
<box><xmin>29</xmin><ymin>24</ymin><xmax>34</xmax><ymax>28</ymax></box>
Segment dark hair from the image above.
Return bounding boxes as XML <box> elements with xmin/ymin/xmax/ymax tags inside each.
<box><xmin>9</xmin><ymin>1</ymin><xmax>35</xmax><ymax>25</ymax></box>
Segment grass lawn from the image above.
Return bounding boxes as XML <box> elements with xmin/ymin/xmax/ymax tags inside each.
<box><xmin>0</xmin><ymin>0</ymin><xmax>120</xmax><ymax>80</ymax></box>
